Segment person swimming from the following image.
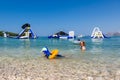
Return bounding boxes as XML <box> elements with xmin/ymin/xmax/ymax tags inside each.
<box><xmin>80</xmin><ymin>41</ymin><xmax>86</xmax><ymax>51</ymax></box>
<box><xmin>41</xmin><ymin>47</ymin><xmax>64</xmax><ymax>59</ymax></box>
<box><xmin>77</xmin><ymin>39</ymin><xmax>80</xmax><ymax>41</ymax></box>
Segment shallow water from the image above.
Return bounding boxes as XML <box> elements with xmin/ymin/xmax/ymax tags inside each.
<box><xmin>0</xmin><ymin>36</ymin><xmax>120</xmax><ymax>79</ymax></box>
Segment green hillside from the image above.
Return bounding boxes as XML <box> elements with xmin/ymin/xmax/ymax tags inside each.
<box><xmin>0</xmin><ymin>31</ymin><xmax>18</xmax><ymax>37</ymax></box>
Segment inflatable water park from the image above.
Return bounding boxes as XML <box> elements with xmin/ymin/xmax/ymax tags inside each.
<box><xmin>91</xmin><ymin>27</ymin><xmax>107</xmax><ymax>39</ymax></box>
<box><xmin>17</xmin><ymin>23</ymin><xmax>37</xmax><ymax>39</ymax></box>
<box><xmin>3</xmin><ymin>32</ymin><xmax>7</xmax><ymax>38</ymax></box>
<box><xmin>90</xmin><ymin>27</ymin><xmax>108</xmax><ymax>42</ymax></box>
<box><xmin>48</xmin><ymin>31</ymin><xmax>75</xmax><ymax>39</ymax></box>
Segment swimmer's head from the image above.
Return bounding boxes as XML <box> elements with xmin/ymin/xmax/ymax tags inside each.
<box><xmin>80</xmin><ymin>41</ymin><xmax>86</xmax><ymax>46</ymax></box>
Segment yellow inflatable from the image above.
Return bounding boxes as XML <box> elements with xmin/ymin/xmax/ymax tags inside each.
<box><xmin>41</xmin><ymin>47</ymin><xmax>64</xmax><ymax>59</ymax></box>
<box><xmin>49</xmin><ymin>49</ymin><xmax>59</xmax><ymax>59</ymax></box>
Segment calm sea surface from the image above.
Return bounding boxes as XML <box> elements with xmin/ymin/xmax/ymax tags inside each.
<box><xmin>0</xmin><ymin>36</ymin><xmax>120</xmax><ymax>79</ymax></box>
<box><xmin>0</xmin><ymin>36</ymin><xmax>120</xmax><ymax>62</ymax></box>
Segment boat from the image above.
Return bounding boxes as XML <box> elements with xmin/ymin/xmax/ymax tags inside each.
<box><xmin>72</xmin><ymin>40</ymin><xmax>81</xmax><ymax>44</ymax></box>
<box><xmin>77</xmin><ymin>34</ymin><xmax>83</xmax><ymax>38</ymax></box>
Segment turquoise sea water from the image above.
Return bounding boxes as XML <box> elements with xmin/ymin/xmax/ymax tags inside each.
<box><xmin>0</xmin><ymin>36</ymin><xmax>120</xmax><ymax>79</ymax></box>
<box><xmin>0</xmin><ymin>36</ymin><xmax>120</xmax><ymax>61</ymax></box>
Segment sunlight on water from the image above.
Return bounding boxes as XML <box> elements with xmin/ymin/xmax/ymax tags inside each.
<box><xmin>0</xmin><ymin>37</ymin><xmax>120</xmax><ymax>79</ymax></box>
<box><xmin>0</xmin><ymin>37</ymin><xmax>120</xmax><ymax>58</ymax></box>
<box><xmin>0</xmin><ymin>36</ymin><xmax>120</xmax><ymax>62</ymax></box>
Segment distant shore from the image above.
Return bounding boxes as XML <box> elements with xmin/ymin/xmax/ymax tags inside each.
<box><xmin>0</xmin><ymin>30</ymin><xmax>120</xmax><ymax>37</ymax></box>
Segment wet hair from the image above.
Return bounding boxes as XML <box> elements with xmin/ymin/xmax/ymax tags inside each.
<box><xmin>80</xmin><ymin>41</ymin><xmax>85</xmax><ymax>46</ymax></box>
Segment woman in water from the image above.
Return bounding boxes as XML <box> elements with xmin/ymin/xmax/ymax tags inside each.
<box><xmin>80</xmin><ymin>41</ymin><xmax>86</xmax><ymax>51</ymax></box>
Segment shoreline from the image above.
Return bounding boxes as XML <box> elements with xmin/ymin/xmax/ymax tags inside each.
<box><xmin>0</xmin><ymin>56</ymin><xmax>120</xmax><ymax>80</ymax></box>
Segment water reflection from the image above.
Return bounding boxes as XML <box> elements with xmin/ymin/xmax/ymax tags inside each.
<box><xmin>90</xmin><ymin>39</ymin><xmax>103</xmax><ymax>54</ymax></box>
<box><xmin>20</xmin><ymin>39</ymin><xmax>30</xmax><ymax>49</ymax></box>
<box><xmin>91</xmin><ymin>38</ymin><xmax>103</xmax><ymax>43</ymax></box>
<box><xmin>90</xmin><ymin>46</ymin><xmax>103</xmax><ymax>54</ymax></box>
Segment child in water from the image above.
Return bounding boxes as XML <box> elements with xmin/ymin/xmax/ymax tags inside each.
<box><xmin>80</xmin><ymin>41</ymin><xmax>86</xmax><ymax>51</ymax></box>
<box><xmin>41</xmin><ymin>47</ymin><xmax>64</xmax><ymax>59</ymax></box>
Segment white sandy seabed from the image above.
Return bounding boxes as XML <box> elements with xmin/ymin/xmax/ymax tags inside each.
<box><xmin>0</xmin><ymin>56</ymin><xmax>120</xmax><ymax>80</ymax></box>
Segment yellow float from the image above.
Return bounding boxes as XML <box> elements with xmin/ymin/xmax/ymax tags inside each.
<box><xmin>41</xmin><ymin>47</ymin><xmax>63</xmax><ymax>59</ymax></box>
<box><xmin>49</xmin><ymin>49</ymin><xmax>59</xmax><ymax>59</ymax></box>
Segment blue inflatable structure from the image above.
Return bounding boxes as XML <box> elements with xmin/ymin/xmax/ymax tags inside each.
<box><xmin>48</xmin><ymin>31</ymin><xmax>75</xmax><ymax>39</ymax></box>
<box><xmin>17</xmin><ymin>23</ymin><xmax>37</xmax><ymax>39</ymax></box>
<box><xmin>91</xmin><ymin>27</ymin><xmax>108</xmax><ymax>39</ymax></box>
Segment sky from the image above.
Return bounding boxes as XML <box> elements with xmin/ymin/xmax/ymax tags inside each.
<box><xmin>0</xmin><ymin>0</ymin><xmax>120</xmax><ymax>36</ymax></box>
